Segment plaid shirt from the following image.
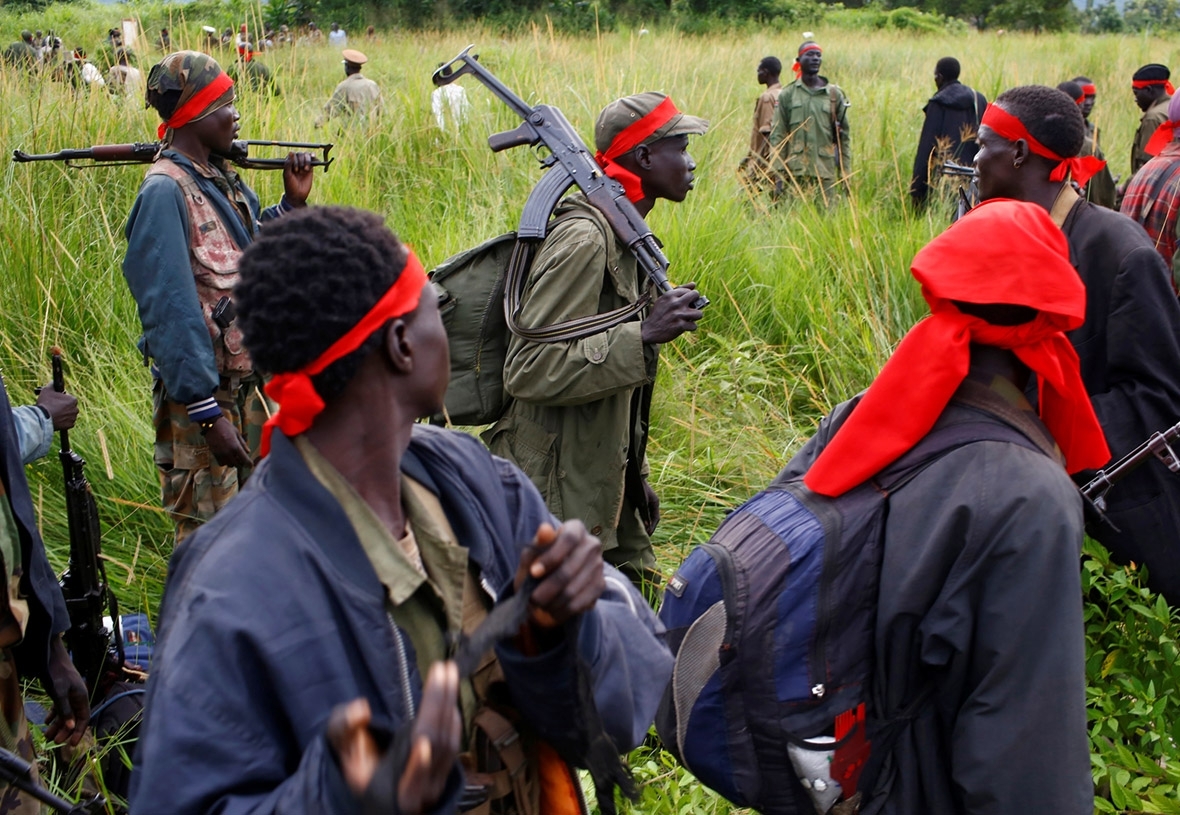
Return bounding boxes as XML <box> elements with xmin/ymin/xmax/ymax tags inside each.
<box><xmin>1120</xmin><ymin>141</ymin><xmax>1180</xmax><ymax>289</ymax></box>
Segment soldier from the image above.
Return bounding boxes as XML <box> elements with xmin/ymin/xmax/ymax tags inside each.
<box><xmin>1129</xmin><ymin>64</ymin><xmax>1172</xmax><ymax>180</ymax></box>
<box><xmin>1120</xmin><ymin>93</ymin><xmax>1180</xmax><ymax>288</ymax></box>
<box><xmin>910</xmin><ymin>56</ymin><xmax>987</xmax><ymax>208</ymax></box>
<box><xmin>320</xmin><ymin>49</ymin><xmax>382</xmax><ymax>124</ymax></box>
<box><xmin>3</xmin><ymin>31</ymin><xmax>37</xmax><ymax>71</ymax></box>
<box><xmin>122</xmin><ymin>51</ymin><xmax>315</xmax><ymax>543</ymax></box>
<box><xmin>768</xmin><ymin>40</ymin><xmax>851</xmax><ymax>204</ymax></box>
<box><xmin>1069</xmin><ymin>75</ymin><xmax>1117</xmax><ymax>208</ymax></box>
<box><xmin>739</xmin><ymin>56</ymin><xmax>782</xmax><ymax>190</ymax></box>
<box><xmin>485</xmin><ymin>92</ymin><xmax>707</xmax><ymax>599</ymax></box>
<box><xmin>229</xmin><ymin>44</ymin><xmax>280</xmax><ymax>96</ymax></box>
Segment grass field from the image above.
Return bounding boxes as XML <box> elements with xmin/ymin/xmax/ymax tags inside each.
<box><xmin>2</xmin><ymin>9</ymin><xmax>1180</xmax><ymax>812</ymax></box>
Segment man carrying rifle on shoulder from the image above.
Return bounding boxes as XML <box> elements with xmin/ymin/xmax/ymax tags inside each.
<box><xmin>485</xmin><ymin>93</ymin><xmax>707</xmax><ymax>600</ymax></box>
<box><xmin>0</xmin><ymin>372</ymin><xmax>90</xmax><ymax>813</ymax></box>
<box><xmin>122</xmin><ymin>51</ymin><xmax>316</xmax><ymax>544</ymax></box>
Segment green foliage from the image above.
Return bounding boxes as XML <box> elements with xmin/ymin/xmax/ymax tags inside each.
<box><xmin>1122</xmin><ymin>0</ymin><xmax>1180</xmax><ymax>31</ymax></box>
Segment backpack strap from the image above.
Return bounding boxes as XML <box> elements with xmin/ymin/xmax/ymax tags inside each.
<box><xmin>504</xmin><ymin>209</ymin><xmax>653</xmax><ymax>344</ymax></box>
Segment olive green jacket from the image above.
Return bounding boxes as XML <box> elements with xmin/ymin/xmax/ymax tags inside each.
<box><xmin>769</xmin><ymin>77</ymin><xmax>851</xmax><ymax>181</ymax></box>
<box><xmin>1083</xmin><ymin>120</ymin><xmax>1117</xmax><ymax>209</ymax></box>
<box><xmin>485</xmin><ymin>195</ymin><xmax>658</xmax><ymax>547</ymax></box>
<box><xmin>1132</xmin><ymin>94</ymin><xmax>1171</xmax><ymax>177</ymax></box>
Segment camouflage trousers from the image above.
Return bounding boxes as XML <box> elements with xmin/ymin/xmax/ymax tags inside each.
<box><xmin>153</xmin><ymin>374</ymin><xmax>269</xmax><ymax>545</ymax></box>
<box><xmin>0</xmin><ymin>649</ymin><xmax>38</xmax><ymax>815</ymax></box>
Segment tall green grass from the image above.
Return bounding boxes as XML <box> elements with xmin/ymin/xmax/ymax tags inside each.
<box><xmin>2</xmin><ymin>12</ymin><xmax>1180</xmax><ymax>812</ymax></box>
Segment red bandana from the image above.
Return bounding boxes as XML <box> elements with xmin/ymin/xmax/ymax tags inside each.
<box><xmin>260</xmin><ymin>252</ymin><xmax>429</xmax><ymax>456</ymax></box>
<box><xmin>157</xmin><ymin>71</ymin><xmax>235</xmax><ymax>139</ymax></box>
<box><xmin>981</xmin><ymin>104</ymin><xmax>1107</xmax><ymax>187</ymax></box>
<box><xmin>792</xmin><ymin>43</ymin><xmax>822</xmax><ymax>79</ymax></box>
<box><xmin>804</xmin><ymin>199</ymin><xmax>1110</xmax><ymax>498</ymax></box>
<box><xmin>1146</xmin><ymin>120</ymin><xmax>1180</xmax><ymax>156</ymax></box>
<box><xmin>1070</xmin><ymin>89</ymin><xmax>1084</xmax><ymax>105</ymax></box>
<box><xmin>594</xmin><ymin>95</ymin><xmax>680</xmax><ymax>203</ymax></box>
<box><xmin>1081</xmin><ymin>83</ymin><xmax>1097</xmax><ymax>96</ymax></box>
<box><xmin>1133</xmin><ymin>78</ymin><xmax>1175</xmax><ymax>94</ymax></box>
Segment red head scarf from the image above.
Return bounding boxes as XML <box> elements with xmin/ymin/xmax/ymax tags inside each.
<box><xmin>1133</xmin><ymin>78</ymin><xmax>1176</xmax><ymax>95</ymax></box>
<box><xmin>259</xmin><ymin>252</ymin><xmax>429</xmax><ymax>456</ymax></box>
<box><xmin>804</xmin><ymin>199</ymin><xmax>1110</xmax><ymax>497</ymax></box>
<box><xmin>594</xmin><ymin>95</ymin><xmax>681</xmax><ymax>203</ymax></box>
<box><xmin>980</xmin><ymin>103</ymin><xmax>1107</xmax><ymax>187</ymax></box>
<box><xmin>1145</xmin><ymin>93</ymin><xmax>1180</xmax><ymax>156</ymax></box>
<box><xmin>792</xmin><ymin>42</ymin><xmax>821</xmax><ymax>79</ymax></box>
<box><xmin>1081</xmin><ymin>83</ymin><xmax>1097</xmax><ymax>96</ymax></box>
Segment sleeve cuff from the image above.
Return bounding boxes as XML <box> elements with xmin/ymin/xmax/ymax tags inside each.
<box><xmin>279</xmin><ymin>195</ymin><xmax>295</xmax><ymax>213</ymax></box>
<box><xmin>186</xmin><ymin>398</ymin><xmax>222</xmax><ymax>422</ymax></box>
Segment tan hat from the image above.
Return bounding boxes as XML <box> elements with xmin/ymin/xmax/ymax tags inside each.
<box><xmin>594</xmin><ymin>92</ymin><xmax>709</xmax><ymax>157</ymax></box>
<box><xmin>341</xmin><ymin>48</ymin><xmax>368</xmax><ymax>65</ymax></box>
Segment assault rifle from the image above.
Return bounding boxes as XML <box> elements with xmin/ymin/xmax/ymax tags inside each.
<box><xmin>0</xmin><ymin>748</ymin><xmax>104</xmax><ymax>814</ymax></box>
<box><xmin>1082</xmin><ymin>418</ymin><xmax>1180</xmax><ymax>519</ymax></box>
<box><xmin>51</xmin><ymin>349</ymin><xmax>124</xmax><ymax>696</ymax></box>
<box><xmin>940</xmin><ymin>160</ymin><xmax>978</xmax><ymax>223</ymax></box>
<box><xmin>13</xmin><ymin>139</ymin><xmax>334</xmax><ymax>172</ymax></box>
<box><xmin>432</xmin><ymin>45</ymin><xmax>708</xmax><ymax>317</ymax></box>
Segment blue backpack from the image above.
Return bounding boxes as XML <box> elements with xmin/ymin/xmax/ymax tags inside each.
<box><xmin>655</xmin><ymin>416</ymin><xmax>1041</xmax><ymax>815</ymax></box>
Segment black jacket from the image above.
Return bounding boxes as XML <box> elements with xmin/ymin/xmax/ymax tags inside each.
<box><xmin>910</xmin><ymin>81</ymin><xmax>987</xmax><ymax>206</ymax></box>
<box><xmin>0</xmin><ymin>376</ymin><xmax>70</xmax><ymax>678</ymax></box>
<box><xmin>1062</xmin><ymin>198</ymin><xmax>1180</xmax><ymax>604</ymax></box>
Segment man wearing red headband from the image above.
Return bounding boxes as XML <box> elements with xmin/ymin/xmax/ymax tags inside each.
<box><xmin>130</xmin><ymin>206</ymin><xmax>672</xmax><ymax>815</ymax></box>
<box><xmin>780</xmin><ymin>199</ymin><xmax>1098</xmax><ymax>814</ymax></box>
<box><xmin>975</xmin><ymin>84</ymin><xmax>1180</xmax><ymax>605</ymax></box>
<box><xmin>1069</xmin><ymin>75</ymin><xmax>1117</xmax><ymax>208</ymax></box>
<box><xmin>1130</xmin><ymin>63</ymin><xmax>1173</xmax><ymax>179</ymax></box>
<box><xmin>768</xmin><ymin>40</ymin><xmax>851</xmax><ymax>203</ymax></box>
<box><xmin>486</xmin><ymin>91</ymin><xmax>708</xmax><ymax>600</ymax></box>
<box><xmin>910</xmin><ymin>56</ymin><xmax>987</xmax><ymax>208</ymax></box>
<box><xmin>1121</xmin><ymin>93</ymin><xmax>1180</xmax><ymax>283</ymax></box>
<box><xmin>122</xmin><ymin>51</ymin><xmax>315</xmax><ymax>544</ymax></box>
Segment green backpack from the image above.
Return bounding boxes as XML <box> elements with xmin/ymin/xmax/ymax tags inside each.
<box><xmin>429</xmin><ymin>209</ymin><xmax>650</xmax><ymax>427</ymax></box>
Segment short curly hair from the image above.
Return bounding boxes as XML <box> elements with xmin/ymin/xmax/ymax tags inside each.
<box><xmin>235</xmin><ymin>206</ymin><xmax>410</xmax><ymax>402</ymax></box>
<box><xmin>994</xmin><ymin>85</ymin><xmax>1086</xmax><ymax>160</ymax></box>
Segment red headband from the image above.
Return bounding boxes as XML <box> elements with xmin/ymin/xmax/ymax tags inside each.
<box><xmin>792</xmin><ymin>44</ymin><xmax>822</xmax><ymax>78</ymax></box>
<box><xmin>1133</xmin><ymin>78</ymin><xmax>1176</xmax><ymax>94</ymax></box>
<box><xmin>594</xmin><ymin>96</ymin><xmax>680</xmax><ymax>202</ymax></box>
<box><xmin>260</xmin><ymin>252</ymin><xmax>429</xmax><ymax>456</ymax></box>
<box><xmin>158</xmin><ymin>71</ymin><xmax>235</xmax><ymax>139</ymax></box>
<box><xmin>1071</xmin><ymin>90</ymin><xmax>1084</xmax><ymax>105</ymax></box>
<box><xmin>804</xmin><ymin>199</ymin><xmax>1110</xmax><ymax>497</ymax></box>
<box><xmin>981</xmin><ymin>104</ymin><xmax>1106</xmax><ymax>187</ymax></box>
<box><xmin>1146</xmin><ymin>120</ymin><xmax>1180</xmax><ymax>156</ymax></box>
<box><xmin>1081</xmin><ymin>83</ymin><xmax>1097</xmax><ymax>96</ymax></box>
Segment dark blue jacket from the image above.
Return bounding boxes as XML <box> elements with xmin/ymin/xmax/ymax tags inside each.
<box><xmin>0</xmin><ymin>376</ymin><xmax>70</xmax><ymax>679</ymax></box>
<box><xmin>129</xmin><ymin>424</ymin><xmax>672</xmax><ymax>814</ymax></box>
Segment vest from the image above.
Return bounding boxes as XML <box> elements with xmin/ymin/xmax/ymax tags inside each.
<box><xmin>145</xmin><ymin>158</ymin><xmax>252</xmax><ymax>376</ymax></box>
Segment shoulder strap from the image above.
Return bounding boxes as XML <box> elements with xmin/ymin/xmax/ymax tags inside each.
<box><xmin>504</xmin><ymin>209</ymin><xmax>652</xmax><ymax>344</ymax></box>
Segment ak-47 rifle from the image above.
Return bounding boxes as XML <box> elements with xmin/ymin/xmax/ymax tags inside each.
<box><xmin>940</xmin><ymin>160</ymin><xmax>978</xmax><ymax>223</ymax></box>
<box><xmin>13</xmin><ymin>139</ymin><xmax>334</xmax><ymax>172</ymax></box>
<box><xmin>432</xmin><ymin>44</ymin><xmax>708</xmax><ymax>335</ymax></box>
<box><xmin>1082</xmin><ymin>419</ymin><xmax>1180</xmax><ymax>524</ymax></box>
<box><xmin>51</xmin><ymin>349</ymin><xmax>123</xmax><ymax>696</ymax></box>
<box><xmin>0</xmin><ymin>747</ymin><xmax>104</xmax><ymax>815</ymax></box>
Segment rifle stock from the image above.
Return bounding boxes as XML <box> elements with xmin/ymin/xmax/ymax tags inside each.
<box><xmin>13</xmin><ymin>139</ymin><xmax>334</xmax><ymax>172</ymax></box>
<box><xmin>52</xmin><ymin>350</ymin><xmax>122</xmax><ymax>696</ymax></box>
<box><xmin>1082</xmin><ymin>419</ymin><xmax>1180</xmax><ymax>513</ymax></box>
<box><xmin>433</xmin><ymin>45</ymin><xmax>707</xmax><ymax>311</ymax></box>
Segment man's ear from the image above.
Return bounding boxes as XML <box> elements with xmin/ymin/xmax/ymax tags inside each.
<box><xmin>1012</xmin><ymin>138</ymin><xmax>1031</xmax><ymax>167</ymax></box>
<box><xmin>382</xmin><ymin>319</ymin><xmax>413</xmax><ymax>375</ymax></box>
<box><xmin>631</xmin><ymin>143</ymin><xmax>653</xmax><ymax>171</ymax></box>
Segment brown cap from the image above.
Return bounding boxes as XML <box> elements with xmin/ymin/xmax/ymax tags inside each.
<box><xmin>594</xmin><ymin>92</ymin><xmax>709</xmax><ymax>156</ymax></box>
<box><xmin>341</xmin><ymin>48</ymin><xmax>368</xmax><ymax>65</ymax></box>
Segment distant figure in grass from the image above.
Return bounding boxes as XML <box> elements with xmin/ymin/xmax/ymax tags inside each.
<box><xmin>122</xmin><ymin>51</ymin><xmax>315</xmax><ymax>544</ymax></box>
<box><xmin>107</xmin><ymin>48</ymin><xmax>142</xmax><ymax>95</ymax></box>
<box><xmin>1121</xmin><ymin>93</ymin><xmax>1180</xmax><ymax>288</ymax></box>
<box><xmin>230</xmin><ymin>43</ymin><xmax>280</xmax><ymax>96</ymax></box>
<box><xmin>3</xmin><ymin>30</ymin><xmax>37</xmax><ymax>71</ymax></box>
<box><xmin>320</xmin><ymin>48</ymin><xmax>382</xmax><ymax>125</ymax></box>
<box><xmin>158</xmin><ymin>27</ymin><xmax>170</xmax><ymax>51</ymax></box>
<box><xmin>328</xmin><ymin>22</ymin><xmax>347</xmax><ymax>47</ymax></box>
<box><xmin>1068</xmin><ymin>75</ymin><xmax>1117</xmax><ymax>209</ymax></box>
<box><xmin>431</xmin><ymin>73</ymin><xmax>469</xmax><ymax>133</ymax></box>
<box><xmin>974</xmin><ymin>83</ymin><xmax>1180</xmax><ymax>606</ymax></box>
<box><xmin>739</xmin><ymin>56</ymin><xmax>782</xmax><ymax>191</ymax></box>
<box><xmin>768</xmin><ymin>40</ymin><xmax>851</xmax><ymax>204</ymax></box>
<box><xmin>910</xmin><ymin>56</ymin><xmax>987</xmax><ymax>208</ymax></box>
<box><xmin>1129</xmin><ymin>64</ymin><xmax>1173</xmax><ymax>182</ymax></box>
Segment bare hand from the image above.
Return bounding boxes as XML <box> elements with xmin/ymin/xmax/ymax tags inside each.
<box><xmin>204</xmin><ymin>416</ymin><xmax>251</xmax><ymax>468</ymax></box>
<box><xmin>36</xmin><ymin>383</ymin><xmax>78</xmax><ymax>431</ymax></box>
<box><xmin>399</xmin><ymin>662</ymin><xmax>462</xmax><ymax>814</ymax></box>
<box><xmin>642</xmin><ymin>479</ymin><xmax>661</xmax><ymax>536</ymax></box>
<box><xmin>640</xmin><ymin>284</ymin><xmax>704</xmax><ymax>345</ymax></box>
<box><xmin>327</xmin><ymin>699</ymin><xmax>380</xmax><ymax>794</ymax></box>
<box><xmin>282</xmin><ymin>151</ymin><xmax>315</xmax><ymax>207</ymax></box>
<box><xmin>514</xmin><ymin>521</ymin><xmax>605</xmax><ymax>630</ymax></box>
<box><xmin>43</xmin><ymin>636</ymin><xmax>90</xmax><ymax>747</ymax></box>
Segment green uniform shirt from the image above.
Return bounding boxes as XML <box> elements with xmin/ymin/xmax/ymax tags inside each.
<box><xmin>1083</xmin><ymin>120</ymin><xmax>1117</xmax><ymax>209</ymax></box>
<box><xmin>1132</xmin><ymin>95</ymin><xmax>1171</xmax><ymax>177</ymax></box>
<box><xmin>325</xmin><ymin>73</ymin><xmax>383</xmax><ymax>120</ymax></box>
<box><xmin>769</xmin><ymin>77</ymin><xmax>851</xmax><ymax>181</ymax></box>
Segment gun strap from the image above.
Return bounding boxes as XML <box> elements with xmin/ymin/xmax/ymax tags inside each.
<box><xmin>504</xmin><ymin>212</ymin><xmax>653</xmax><ymax>344</ymax></box>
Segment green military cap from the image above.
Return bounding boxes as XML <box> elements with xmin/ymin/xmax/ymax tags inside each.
<box><xmin>341</xmin><ymin>48</ymin><xmax>367</xmax><ymax>66</ymax></box>
<box><xmin>594</xmin><ymin>91</ymin><xmax>709</xmax><ymax>157</ymax></box>
<box><xmin>20</xmin><ymin>30</ymin><xmax>33</xmax><ymax>40</ymax></box>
